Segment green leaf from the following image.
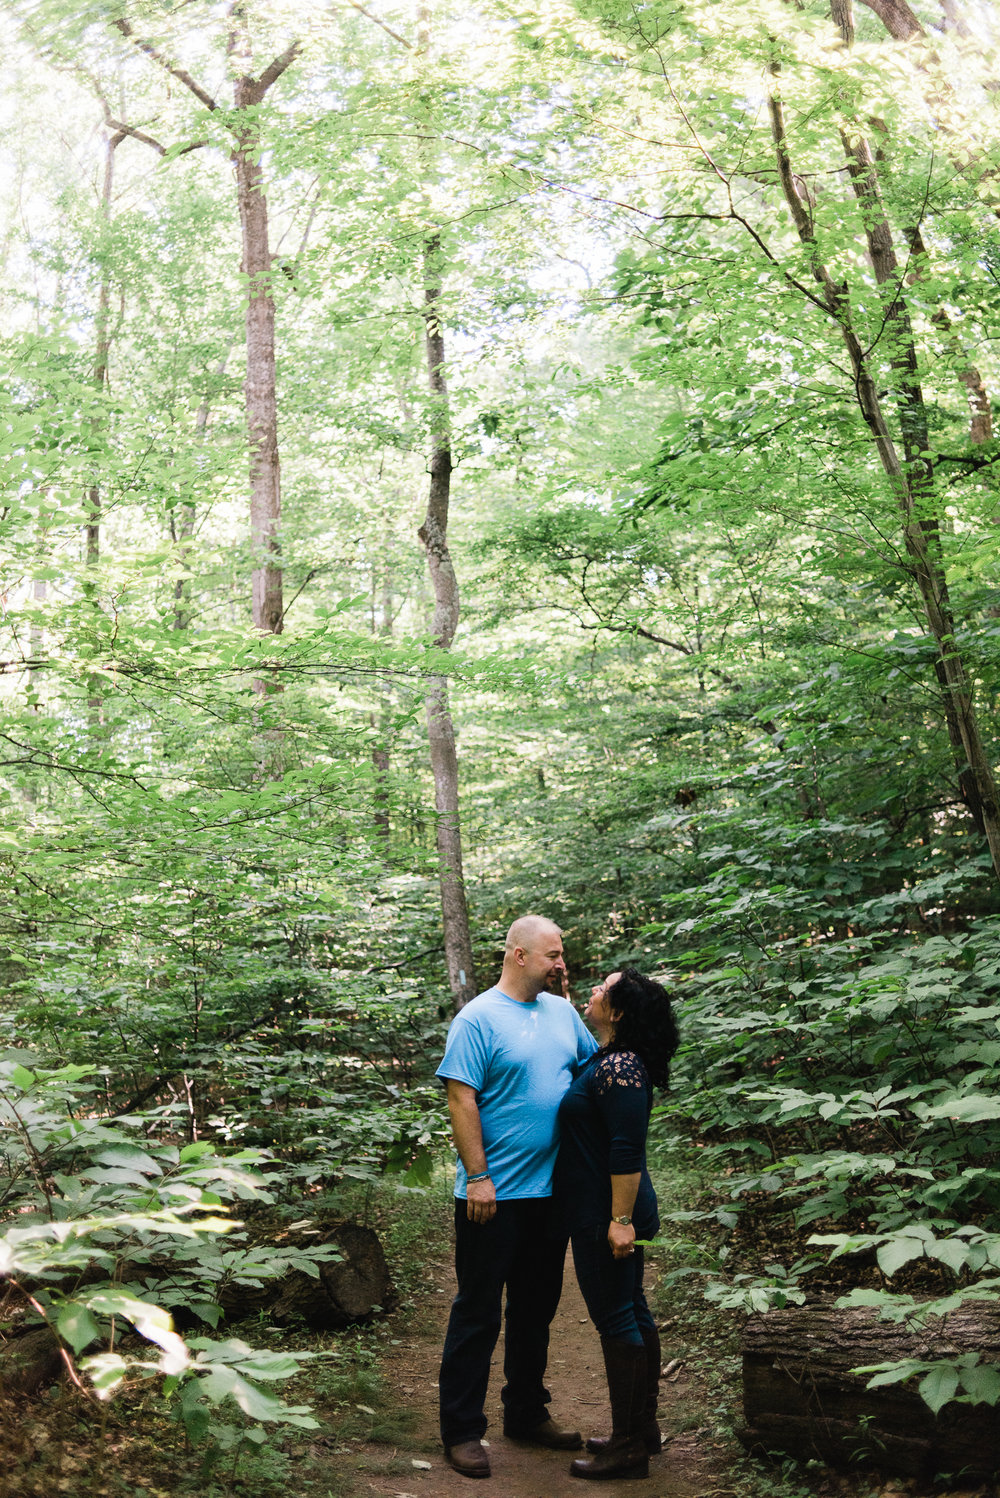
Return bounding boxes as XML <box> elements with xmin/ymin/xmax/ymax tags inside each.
<box><xmin>179</xmin><ymin>1143</ymin><xmax>217</xmax><ymax>1163</ymax></box>
<box><xmin>57</xmin><ymin>1301</ymin><xmax>101</xmax><ymax>1354</ymax></box>
<box><xmin>864</xmin><ymin>1363</ymin><xmax>923</xmax><ymax>1389</ymax></box>
<box><xmin>180</xmin><ymin>1402</ymin><xmax>213</xmax><ymax>1442</ymax></box>
<box><xmin>196</xmin><ymin>1365</ymin><xmax>318</xmax><ymax>1426</ymax></box>
<box><xmin>923</xmin><ymin>1094</ymin><xmax>1000</xmax><ymax>1123</ymax></box>
<box><xmin>82</xmin><ymin>1352</ymin><xmax>129</xmax><ymax>1398</ymax></box>
<box><xmin>84</xmin><ymin>1292</ymin><xmax>187</xmax><ymax>1372</ymax></box>
<box><xmin>876</xmin><ymin>1236</ymin><xmax>924</xmax><ymax>1277</ymax></box>
<box><xmin>94</xmin><ymin>1146</ymin><xmax>163</xmax><ymax>1175</ymax></box>
<box><xmin>188</xmin><ymin>1300</ymin><xmax>224</xmax><ymax>1328</ymax></box>
<box><xmin>927</xmin><ymin>1237</ymin><xmax>970</xmax><ymax>1275</ymax></box>
<box><xmin>919</xmin><ymin>1363</ymin><xmax>960</xmax><ymax>1415</ymax></box>
<box><xmin>959</xmin><ymin>1362</ymin><xmax>1000</xmax><ymax>1405</ymax></box>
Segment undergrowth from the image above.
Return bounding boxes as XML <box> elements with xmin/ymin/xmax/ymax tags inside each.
<box><xmin>0</xmin><ymin>1173</ymin><xmax>452</xmax><ymax>1498</ymax></box>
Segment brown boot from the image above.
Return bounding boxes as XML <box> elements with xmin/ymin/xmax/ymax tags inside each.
<box><xmin>585</xmin><ymin>1327</ymin><xmax>662</xmax><ymax>1455</ymax></box>
<box><xmin>570</xmin><ymin>1338</ymin><xmax>649</xmax><ymax>1481</ymax></box>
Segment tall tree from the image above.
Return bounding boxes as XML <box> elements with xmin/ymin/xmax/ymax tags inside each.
<box><xmin>419</xmin><ymin>230</ymin><xmax>477</xmax><ymax>1007</ymax></box>
<box><xmin>111</xmin><ymin>2</ymin><xmax>298</xmax><ymax>656</ymax></box>
<box><xmin>763</xmin><ymin>1</ymin><xmax>1000</xmax><ymax>874</ymax></box>
<box><xmin>83</xmin><ymin>119</ymin><xmax>125</xmax><ymax>728</ymax></box>
<box><xmin>554</xmin><ymin>0</ymin><xmax>1000</xmax><ymax>879</ymax></box>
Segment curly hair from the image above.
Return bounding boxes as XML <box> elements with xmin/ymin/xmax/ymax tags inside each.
<box><xmin>604</xmin><ymin>967</ymin><xmax>679</xmax><ymax>1091</ymax></box>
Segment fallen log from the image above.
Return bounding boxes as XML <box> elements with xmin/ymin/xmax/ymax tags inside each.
<box><xmin>740</xmin><ymin>1301</ymin><xmax>1000</xmax><ymax>1479</ymax></box>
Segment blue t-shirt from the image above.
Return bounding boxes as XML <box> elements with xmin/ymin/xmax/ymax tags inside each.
<box><xmin>436</xmin><ymin>987</ymin><xmax>599</xmax><ymax>1200</ymax></box>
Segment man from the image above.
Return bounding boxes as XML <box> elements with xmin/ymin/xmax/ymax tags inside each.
<box><xmin>436</xmin><ymin>914</ymin><xmax>599</xmax><ymax>1479</ymax></box>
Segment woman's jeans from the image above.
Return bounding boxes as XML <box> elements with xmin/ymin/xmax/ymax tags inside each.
<box><xmin>570</xmin><ymin>1223</ymin><xmax>656</xmax><ymax>1346</ymax></box>
<box><xmin>439</xmin><ymin>1198</ymin><xmax>566</xmax><ymax>1447</ymax></box>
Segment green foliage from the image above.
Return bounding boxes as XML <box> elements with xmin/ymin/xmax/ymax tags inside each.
<box><xmin>0</xmin><ymin>1057</ymin><xmax>325</xmax><ymax>1441</ymax></box>
<box><xmin>650</xmin><ymin>916</ymin><xmax>1000</xmax><ymax>1416</ymax></box>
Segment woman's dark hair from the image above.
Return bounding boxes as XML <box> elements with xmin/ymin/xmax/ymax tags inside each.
<box><xmin>605</xmin><ymin>967</ymin><xmax>679</xmax><ymax>1090</ymax></box>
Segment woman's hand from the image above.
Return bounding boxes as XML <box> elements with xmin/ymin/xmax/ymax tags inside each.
<box><xmin>608</xmin><ymin>1219</ymin><xmax>636</xmax><ymax>1259</ymax></box>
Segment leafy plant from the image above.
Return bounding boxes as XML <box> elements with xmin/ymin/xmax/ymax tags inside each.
<box><xmin>0</xmin><ymin>1055</ymin><xmax>324</xmax><ymax>1438</ymax></box>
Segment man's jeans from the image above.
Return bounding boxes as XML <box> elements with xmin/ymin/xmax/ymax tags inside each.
<box><xmin>570</xmin><ymin>1224</ymin><xmax>656</xmax><ymax>1345</ymax></box>
<box><xmin>439</xmin><ymin>1197</ymin><xmax>566</xmax><ymax>1447</ymax></box>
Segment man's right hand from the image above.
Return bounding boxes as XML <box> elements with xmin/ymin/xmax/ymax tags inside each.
<box><xmin>466</xmin><ymin>1176</ymin><xmax>497</xmax><ymax>1224</ymax></box>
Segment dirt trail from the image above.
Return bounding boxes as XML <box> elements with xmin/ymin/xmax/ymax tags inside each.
<box><xmin>337</xmin><ymin>1253</ymin><xmax>729</xmax><ymax>1498</ymax></box>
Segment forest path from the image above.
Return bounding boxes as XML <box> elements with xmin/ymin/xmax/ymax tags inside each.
<box><xmin>329</xmin><ymin>1249</ymin><xmax>730</xmax><ymax>1498</ymax></box>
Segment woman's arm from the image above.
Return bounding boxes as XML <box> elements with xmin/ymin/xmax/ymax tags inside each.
<box><xmin>609</xmin><ymin>1172</ymin><xmax>640</xmax><ymax>1258</ymax></box>
<box><xmin>595</xmin><ymin>1052</ymin><xmax>650</xmax><ymax>1258</ymax></box>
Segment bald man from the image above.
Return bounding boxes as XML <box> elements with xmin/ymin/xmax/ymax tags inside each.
<box><xmin>435</xmin><ymin>916</ymin><xmax>599</xmax><ymax>1478</ymax></box>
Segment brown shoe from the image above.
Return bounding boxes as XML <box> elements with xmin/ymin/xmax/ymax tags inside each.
<box><xmin>504</xmin><ymin>1415</ymin><xmax>582</xmax><ymax>1450</ymax></box>
<box><xmin>445</xmin><ymin>1440</ymin><xmax>491</xmax><ymax>1478</ymax></box>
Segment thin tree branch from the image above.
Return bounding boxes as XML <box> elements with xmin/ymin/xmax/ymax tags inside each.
<box><xmin>113</xmin><ymin>16</ymin><xmax>219</xmax><ymax>110</ymax></box>
<box><xmin>341</xmin><ymin>0</ymin><xmax>414</xmax><ymax>49</ymax></box>
<box><xmin>106</xmin><ymin>117</ymin><xmax>166</xmax><ymax>155</ymax></box>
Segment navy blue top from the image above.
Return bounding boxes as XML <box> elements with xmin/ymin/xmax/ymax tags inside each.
<box><xmin>554</xmin><ymin>1048</ymin><xmax>659</xmax><ymax>1238</ymax></box>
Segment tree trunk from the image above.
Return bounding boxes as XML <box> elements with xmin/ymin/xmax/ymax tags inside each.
<box><xmin>903</xmin><ymin>225</ymin><xmax>993</xmax><ymax>447</ymax></box>
<box><xmin>216</xmin><ymin>1221</ymin><xmax>393</xmax><ymax>1328</ymax></box>
<box><xmin>109</xmin><ymin>13</ymin><xmax>298</xmax><ymax>663</ymax></box>
<box><xmin>857</xmin><ymin>0</ymin><xmax>923</xmax><ymax>38</ymax></box>
<box><xmin>0</xmin><ymin>1325</ymin><xmax>63</xmax><ymax>1397</ymax></box>
<box><xmin>232</xmin><ymin>115</ymin><xmax>282</xmax><ymax>645</ymax></box>
<box><xmin>741</xmin><ymin>1302</ymin><xmax>1000</xmax><ymax>1478</ymax></box>
<box><xmin>768</xmin><ymin>76</ymin><xmax>1000</xmax><ymax>879</ymax></box>
<box><xmin>839</xmin><ymin>122</ymin><xmax>996</xmax><ymax>839</ymax></box>
<box><xmin>418</xmin><ymin>233</ymin><xmax>477</xmax><ymax>1010</ymax></box>
<box><xmin>372</xmin><ymin>542</ymin><xmax>393</xmax><ymax>839</ymax></box>
<box><xmin>84</xmin><ymin>130</ymin><xmax>121</xmax><ymax>577</ymax></box>
<box><xmin>84</xmin><ymin>128</ymin><xmax>124</xmax><ymax>728</ymax></box>
<box><xmin>849</xmin><ymin>156</ymin><xmax>1000</xmax><ymax>859</ymax></box>
<box><xmin>0</xmin><ymin>1222</ymin><xmax>392</xmax><ymax>1397</ymax></box>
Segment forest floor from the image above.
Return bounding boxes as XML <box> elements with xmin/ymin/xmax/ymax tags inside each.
<box><xmin>3</xmin><ymin>1168</ymin><xmax>996</xmax><ymax>1498</ymax></box>
<box><xmin>308</xmin><ymin>1172</ymin><xmax>995</xmax><ymax>1498</ymax></box>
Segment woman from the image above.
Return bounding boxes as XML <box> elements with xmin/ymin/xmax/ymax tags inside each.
<box><xmin>554</xmin><ymin>967</ymin><xmax>679</xmax><ymax>1481</ymax></box>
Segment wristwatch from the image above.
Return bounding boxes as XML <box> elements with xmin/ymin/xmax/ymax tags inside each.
<box><xmin>613</xmin><ymin>1215</ymin><xmax>632</xmax><ymax>1226</ymax></box>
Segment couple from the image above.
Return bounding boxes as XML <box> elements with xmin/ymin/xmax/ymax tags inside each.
<box><xmin>436</xmin><ymin>914</ymin><xmax>679</xmax><ymax>1482</ymax></box>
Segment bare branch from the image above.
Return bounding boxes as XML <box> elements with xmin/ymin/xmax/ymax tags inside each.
<box><xmin>341</xmin><ymin>0</ymin><xmax>413</xmax><ymax>49</ymax></box>
<box><xmin>104</xmin><ymin>115</ymin><xmax>167</xmax><ymax>155</ymax></box>
<box><xmin>113</xmin><ymin>15</ymin><xmax>218</xmax><ymax>110</ymax></box>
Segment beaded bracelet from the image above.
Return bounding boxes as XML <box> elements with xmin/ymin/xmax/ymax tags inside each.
<box><xmin>466</xmin><ymin>1171</ymin><xmax>491</xmax><ymax>1183</ymax></box>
